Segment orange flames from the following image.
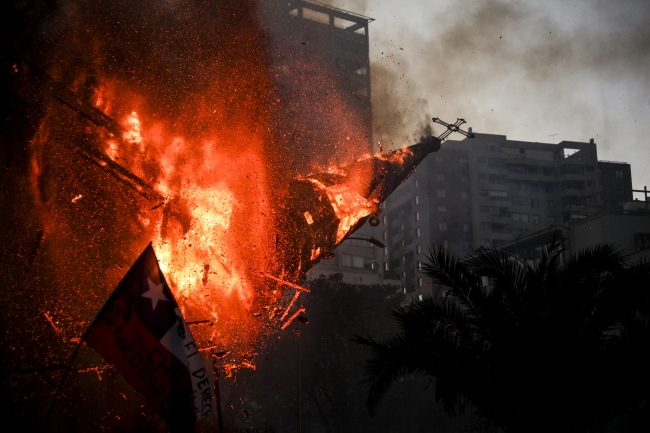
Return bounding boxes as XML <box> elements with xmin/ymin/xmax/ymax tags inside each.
<box><xmin>307</xmin><ymin>178</ymin><xmax>379</xmax><ymax>243</ymax></box>
<box><xmin>23</xmin><ymin>0</ymin><xmax>385</xmax><ymax>370</ymax></box>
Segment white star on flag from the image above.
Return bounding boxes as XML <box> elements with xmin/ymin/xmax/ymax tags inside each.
<box><xmin>142</xmin><ymin>278</ymin><xmax>169</xmax><ymax>311</ymax></box>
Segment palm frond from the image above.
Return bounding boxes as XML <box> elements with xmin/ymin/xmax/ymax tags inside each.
<box><xmin>352</xmin><ymin>331</ymin><xmax>432</xmax><ymax>415</ymax></box>
<box><xmin>422</xmin><ymin>246</ymin><xmax>485</xmax><ymax>321</ymax></box>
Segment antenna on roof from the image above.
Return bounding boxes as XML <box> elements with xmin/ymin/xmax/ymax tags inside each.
<box><xmin>549</xmin><ymin>133</ymin><xmax>558</xmax><ymax>144</ymax></box>
<box><xmin>431</xmin><ymin>117</ymin><xmax>475</xmax><ymax>141</ymax></box>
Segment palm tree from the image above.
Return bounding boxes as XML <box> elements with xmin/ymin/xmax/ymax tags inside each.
<box><xmin>354</xmin><ymin>237</ymin><xmax>650</xmax><ymax>432</ymax></box>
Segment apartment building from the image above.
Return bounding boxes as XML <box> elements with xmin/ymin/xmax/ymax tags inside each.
<box><xmin>382</xmin><ymin>132</ymin><xmax>633</xmax><ymax>292</ymax></box>
<box><xmin>266</xmin><ymin>1</ymin><xmax>382</xmax><ymax>284</ymax></box>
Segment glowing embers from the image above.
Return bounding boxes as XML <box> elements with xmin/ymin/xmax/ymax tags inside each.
<box><xmin>375</xmin><ymin>145</ymin><xmax>414</xmax><ymax>165</ymax></box>
<box><xmin>307</xmin><ymin>178</ymin><xmax>378</xmax><ymax>243</ymax></box>
<box><xmin>154</xmin><ymin>183</ymin><xmax>250</xmax><ymax>304</ymax></box>
<box><xmin>123</xmin><ymin>111</ymin><xmax>143</xmax><ymax>150</ymax></box>
<box><xmin>261</xmin><ymin>273</ymin><xmax>310</xmax><ymax>330</ymax></box>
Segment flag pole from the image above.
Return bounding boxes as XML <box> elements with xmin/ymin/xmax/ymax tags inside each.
<box><xmin>212</xmin><ymin>355</ymin><xmax>224</xmax><ymax>433</ymax></box>
<box><xmin>41</xmin><ymin>333</ymin><xmax>86</xmax><ymax>432</ymax></box>
<box><xmin>42</xmin><ymin>242</ymin><xmax>154</xmax><ymax>432</ymax></box>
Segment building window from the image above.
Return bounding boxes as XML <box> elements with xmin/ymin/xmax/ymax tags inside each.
<box><xmin>443</xmin><ymin>240</ymin><xmax>449</xmax><ymax>249</ymax></box>
<box><xmin>418</xmin><ymin>277</ymin><xmax>423</xmax><ymax>287</ymax></box>
<box><xmin>383</xmin><ymin>216</ymin><xmax>388</xmax><ymax>225</ymax></box>
<box><xmin>585</xmin><ymin>165</ymin><xmax>595</xmax><ymax>172</ymax></box>
<box><xmin>479</xmin><ymin>206</ymin><xmax>489</xmax><ymax>213</ymax></box>
<box><xmin>478</xmin><ymin>189</ymin><xmax>488</xmax><ymax>196</ymax></box>
<box><xmin>402</xmin><ymin>271</ymin><xmax>406</xmax><ymax>278</ymax></box>
<box><xmin>512</xmin><ymin>196</ymin><xmax>529</xmax><ymax>206</ymax></box>
<box><xmin>560</xmin><ymin>164</ymin><xmax>585</xmax><ymax>175</ymax></box>
<box><xmin>547</xmin><ymin>200</ymin><xmax>555</xmax><ymax>209</ymax></box>
<box><xmin>439</xmin><ymin>222</ymin><xmax>448</xmax><ymax>231</ymax></box>
<box><xmin>463</xmin><ymin>223</ymin><xmax>470</xmax><ymax>233</ymax></box>
<box><xmin>531</xmin><ymin>215</ymin><xmax>540</xmax><ymax>224</ymax></box>
<box><xmin>587</xmin><ymin>181</ymin><xmax>595</xmax><ymax>188</ymax></box>
<box><xmin>344</xmin><ymin>255</ymin><xmax>365</xmax><ymax>268</ymax></box>
<box><xmin>416</xmin><ymin>244</ymin><xmax>422</xmax><ymax>254</ymax></box>
<box><xmin>415</xmin><ymin>211</ymin><xmax>420</xmax><ymax>221</ymax></box>
<box><xmin>489</xmin><ymin>190</ymin><xmax>509</xmax><ymax>200</ymax></box>
<box><xmin>481</xmin><ymin>239</ymin><xmax>492</xmax><ymax>247</ymax></box>
<box><xmin>402</xmin><ymin>255</ymin><xmax>406</xmax><ymax>262</ymax></box>
<box><xmin>437</xmin><ymin>190</ymin><xmax>446</xmax><ymax>198</ymax></box>
<box><xmin>436</xmin><ymin>173</ymin><xmax>445</xmax><ymax>182</ymax></box>
<box><xmin>384</xmin><ymin>262</ymin><xmax>389</xmax><ymax>271</ymax></box>
<box><xmin>478</xmin><ymin>172</ymin><xmax>487</xmax><ymax>180</ymax></box>
<box><xmin>384</xmin><ymin>247</ymin><xmax>388</xmax><ymax>256</ymax></box>
<box><xmin>418</xmin><ymin>261</ymin><xmax>422</xmax><ymax>270</ymax></box>
<box><xmin>401</xmin><ymin>239</ymin><xmax>405</xmax><ymax>246</ymax></box>
<box><xmin>438</xmin><ymin>205</ymin><xmax>447</xmax><ymax>213</ymax></box>
<box><xmin>415</xmin><ymin>179</ymin><xmax>419</xmax><ymax>188</ymax></box>
<box><xmin>416</xmin><ymin>228</ymin><xmax>421</xmax><ymax>237</ymax></box>
<box><xmin>436</xmin><ymin>156</ymin><xmax>444</xmax><ymax>163</ymax></box>
<box><xmin>548</xmin><ymin>215</ymin><xmax>556</xmax><ymax>224</ymax></box>
<box><xmin>480</xmin><ymin>222</ymin><xmax>490</xmax><ymax>230</ymax></box>
<box><xmin>530</xmin><ymin>198</ymin><xmax>539</xmax><ymax>208</ymax></box>
<box><xmin>477</xmin><ymin>156</ymin><xmax>486</xmax><ymax>163</ymax></box>
<box><xmin>460</xmin><ymin>158</ymin><xmax>468</xmax><ymax>164</ymax></box>
<box><xmin>615</xmin><ymin>170</ymin><xmax>624</xmax><ymax>179</ymax></box>
<box><xmin>461</xmin><ymin>175</ymin><xmax>469</xmax><ymax>183</ymax></box>
<box><xmin>461</xmin><ymin>191</ymin><xmax>469</xmax><ymax>199</ymax></box>
<box><xmin>383</xmin><ymin>231</ymin><xmax>387</xmax><ymax>240</ymax></box>
<box><xmin>545</xmin><ymin>184</ymin><xmax>554</xmax><ymax>193</ymax></box>
<box><xmin>415</xmin><ymin>195</ymin><xmax>419</xmax><ymax>204</ymax></box>
<box><xmin>512</xmin><ymin>213</ymin><xmax>530</xmax><ymax>222</ymax></box>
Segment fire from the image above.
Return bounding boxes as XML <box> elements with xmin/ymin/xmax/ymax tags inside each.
<box><xmin>308</xmin><ymin>178</ymin><xmax>379</xmax><ymax>243</ymax></box>
<box><xmin>123</xmin><ymin>112</ymin><xmax>143</xmax><ymax>151</ymax></box>
<box><xmin>19</xmin><ymin>0</ymin><xmax>392</xmax><ymax>374</ymax></box>
<box><xmin>154</xmin><ymin>183</ymin><xmax>248</xmax><ymax>303</ymax></box>
<box><xmin>377</xmin><ymin>145</ymin><xmax>414</xmax><ymax>164</ymax></box>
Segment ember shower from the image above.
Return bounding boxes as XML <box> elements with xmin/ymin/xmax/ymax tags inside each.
<box><xmin>1</xmin><ymin>1</ymin><xmax>440</xmax><ymax>426</ymax></box>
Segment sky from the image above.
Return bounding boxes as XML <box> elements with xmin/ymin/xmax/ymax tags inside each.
<box><xmin>328</xmin><ymin>0</ymin><xmax>650</xmax><ymax>188</ymax></box>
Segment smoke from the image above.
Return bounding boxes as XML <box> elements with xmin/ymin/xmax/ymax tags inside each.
<box><xmin>332</xmin><ymin>0</ymin><xmax>650</xmax><ymax>154</ymax></box>
<box><xmin>369</xmin><ymin>55</ymin><xmax>430</xmax><ymax>148</ymax></box>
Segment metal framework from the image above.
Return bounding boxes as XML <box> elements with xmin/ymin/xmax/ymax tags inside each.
<box><xmin>432</xmin><ymin>117</ymin><xmax>475</xmax><ymax>141</ymax></box>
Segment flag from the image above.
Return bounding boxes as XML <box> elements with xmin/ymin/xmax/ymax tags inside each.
<box><xmin>85</xmin><ymin>243</ymin><xmax>214</xmax><ymax>431</ymax></box>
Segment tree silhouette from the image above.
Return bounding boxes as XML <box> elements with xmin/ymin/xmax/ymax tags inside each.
<box><xmin>354</xmin><ymin>238</ymin><xmax>650</xmax><ymax>432</ymax></box>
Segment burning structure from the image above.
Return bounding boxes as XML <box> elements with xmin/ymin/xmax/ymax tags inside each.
<box><xmin>1</xmin><ymin>1</ymin><xmax>445</xmax><ymax>430</ymax></box>
<box><xmin>276</xmin><ymin>136</ymin><xmax>441</xmax><ymax>285</ymax></box>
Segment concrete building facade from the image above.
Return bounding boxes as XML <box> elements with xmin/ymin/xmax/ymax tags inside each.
<box><xmin>382</xmin><ymin>132</ymin><xmax>636</xmax><ymax>293</ymax></box>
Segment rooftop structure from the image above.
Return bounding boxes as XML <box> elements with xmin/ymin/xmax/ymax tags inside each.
<box><xmin>382</xmin><ymin>132</ymin><xmax>638</xmax><ymax>293</ymax></box>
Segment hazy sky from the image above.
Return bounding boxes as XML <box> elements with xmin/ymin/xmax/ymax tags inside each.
<box><xmin>329</xmin><ymin>0</ymin><xmax>650</xmax><ymax>188</ymax></box>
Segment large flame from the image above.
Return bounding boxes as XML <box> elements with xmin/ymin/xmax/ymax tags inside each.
<box><xmin>21</xmin><ymin>0</ymin><xmax>384</xmax><ymax>368</ymax></box>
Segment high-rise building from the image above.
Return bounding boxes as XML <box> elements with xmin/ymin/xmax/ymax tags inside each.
<box><xmin>383</xmin><ymin>132</ymin><xmax>636</xmax><ymax>293</ymax></box>
<box><xmin>262</xmin><ymin>0</ymin><xmax>374</xmax><ymax>170</ymax></box>
<box><xmin>262</xmin><ymin>1</ymin><xmax>383</xmax><ymax>284</ymax></box>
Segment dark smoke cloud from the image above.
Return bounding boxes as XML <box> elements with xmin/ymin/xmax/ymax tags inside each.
<box><xmin>332</xmin><ymin>0</ymin><xmax>650</xmax><ymax>155</ymax></box>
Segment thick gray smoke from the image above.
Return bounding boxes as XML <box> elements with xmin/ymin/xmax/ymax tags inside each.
<box><xmin>330</xmin><ymin>0</ymin><xmax>650</xmax><ymax>167</ymax></box>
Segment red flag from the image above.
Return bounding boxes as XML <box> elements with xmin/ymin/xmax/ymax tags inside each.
<box><xmin>85</xmin><ymin>243</ymin><xmax>214</xmax><ymax>431</ymax></box>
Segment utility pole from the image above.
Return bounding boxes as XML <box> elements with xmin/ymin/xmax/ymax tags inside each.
<box><xmin>295</xmin><ymin>315</ymin><xmax>308</xmax><ymax>433</ymax></box>
<box><xmin>297</xmin><ymin>323</ymin><xmax>302</xmax><ymax>433</ymax></box>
